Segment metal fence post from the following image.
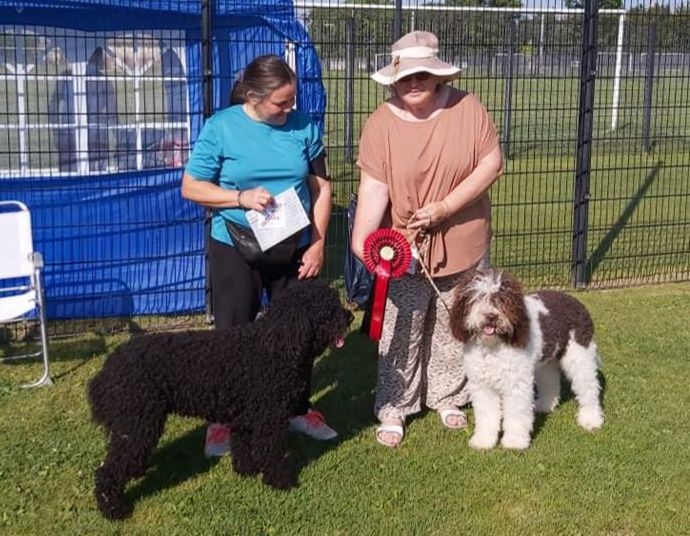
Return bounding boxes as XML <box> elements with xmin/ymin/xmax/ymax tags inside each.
<box><xmin>572</xmin><ymin>0</ymin><xmax>599</xmax><ymax>288</ymax></box>
<box><xmin>394</xmin><ymin>0</ymin><xmax>403</xmax><ymax>41</ymax></box>
<box><xmin>643</xmin><ymin>20</ymin><xmax>657</xmax><ymax>153</ymax></box>
<box><xmin>202</xmin><ymin>0</ymin><xmax>214</xmax><ymax>322</ymax></box>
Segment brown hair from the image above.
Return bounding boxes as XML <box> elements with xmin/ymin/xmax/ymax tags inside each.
<box><xmin>230</xmin><ymin>55</ymin><xmax>297</xmax><ymax>105</ymax></box>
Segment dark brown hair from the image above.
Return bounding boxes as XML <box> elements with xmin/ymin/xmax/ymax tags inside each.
<box><xmin>230</xmin><ymin>55</ymin><xmax>297</xmax><ymax>105</ymax></box>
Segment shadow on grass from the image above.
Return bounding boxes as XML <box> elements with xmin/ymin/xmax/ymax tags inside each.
<box><xmin>1</xmin><ymin>334</ymin><xmax>108</xmax><ymax>381</ymax></box>
<box><xmin>127</xmin><ymin>426</ymin><xmax>220</xmax><ymax>504</ymax></box>
<box><xmin>585</xmin><ymin>161</ymin><xmax>662</xmax><ymax>282</ymax></box>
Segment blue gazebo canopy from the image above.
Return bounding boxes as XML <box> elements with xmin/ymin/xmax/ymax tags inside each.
<box><xmin>0</xmin><ymin>0</ymin><xmax>325</xmax><ymax>318</ymax></box>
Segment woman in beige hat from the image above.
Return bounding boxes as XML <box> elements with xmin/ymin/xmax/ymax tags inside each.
<box><xmin>352</xmin><ymin>31</ymin><xmax>503</xmax><ymax>448</ymax></box>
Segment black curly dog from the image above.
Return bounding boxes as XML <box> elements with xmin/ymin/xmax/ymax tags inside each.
<box><xmin>88</xmin><ymin>280</ymin><xmax>353</xmax><ymax>520</ymax></box>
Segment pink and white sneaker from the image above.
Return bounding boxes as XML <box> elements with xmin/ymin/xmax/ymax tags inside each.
<box><xmin>288</xmin><ymin>409</ymin><xmax>338</xmax><ymax>441</ymax></box>
<box><xmin>204</xmin><ymin>423</ymin><xmax>231</xmax><ymax>457</ymax></box>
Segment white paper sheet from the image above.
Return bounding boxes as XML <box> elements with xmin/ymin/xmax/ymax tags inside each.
<box><xmin>245</xmin><ymin>187</ymin><xmax>310</xmax><ymax>251</ymax></box>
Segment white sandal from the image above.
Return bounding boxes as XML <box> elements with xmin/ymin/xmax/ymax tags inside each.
<box><xmin>439</xmin><ymin>407</ymin><xmax>467</xmax><ymax>430</ymax></box>
<box><xmin>375</xmin><ymin>423</ymin><xmax>404</xmax><ymax>448</ymax></box>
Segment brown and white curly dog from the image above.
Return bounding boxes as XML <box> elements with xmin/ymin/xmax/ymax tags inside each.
<box><xmin>449</xmin><ymin>268</ymin><xmax>604</xmax><ymax>450</ymax></box>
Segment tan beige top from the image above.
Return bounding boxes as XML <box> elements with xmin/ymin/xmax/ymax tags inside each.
<box><xmin>357</xmin><ymin>88</ymin><xmax>500</xmax><ymax>277</ymax></box>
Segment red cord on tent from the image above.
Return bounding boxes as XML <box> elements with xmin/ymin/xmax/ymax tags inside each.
<box><xmin>363</xmin><ymin>229</ymin><xmax>412</xmax><ymax>342</ymax></box>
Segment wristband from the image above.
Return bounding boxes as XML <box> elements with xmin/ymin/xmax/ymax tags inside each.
<box><xmin>238</xmin><ymin>190</ymin><xmax>244</xmax><ymax>208</ymax></box>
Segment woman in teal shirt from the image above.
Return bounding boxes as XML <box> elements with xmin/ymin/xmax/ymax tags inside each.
<box><xmin>182</xmin><ymin>55</ymin><xmax>336</xmax><ymax>456</ymax></box>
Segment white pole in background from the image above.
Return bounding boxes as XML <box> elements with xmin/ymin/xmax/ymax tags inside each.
<box><xmin>611</xmin><ymin>13</ymin><xmax>626</xmax><ymax>130</ymax></box>
<box><xmin>71</xmin><ymin>61</ymin><xmax>90</xmax><ymax>176</ymax></box>
<box><xmin>539</xmin><ymin>13</ymin><xmax>545</xmax><ymax>67</ymax></box>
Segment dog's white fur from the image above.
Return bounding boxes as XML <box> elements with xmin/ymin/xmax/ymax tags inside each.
<box><xmin>450</xmin><ymin>269</ymin><xmax>604</xmax><ymax>450</ymax></box>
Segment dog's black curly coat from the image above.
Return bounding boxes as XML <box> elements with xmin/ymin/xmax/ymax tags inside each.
<box><xmin>88</xmin><ymin>280</ymin><xmax>353</xmax><ymax>520</ymax></box>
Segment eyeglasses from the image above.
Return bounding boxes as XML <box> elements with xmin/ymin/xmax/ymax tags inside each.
<box><xmin>397</xmin><ymin>72</ymin><xmax>432</xmax><ymax>84</ymax></box>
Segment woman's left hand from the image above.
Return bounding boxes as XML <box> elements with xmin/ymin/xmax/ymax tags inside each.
<box><xmin>298</xmin><ymin>242</ymin><xmax>324</xmax><ymax>279</ymax></box>
<box><xmin>407</xmin><ymin>201</ymin><xmax>451</xmax><ymax>231</ymax></box>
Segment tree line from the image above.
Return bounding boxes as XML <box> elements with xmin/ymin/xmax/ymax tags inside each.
<box><xmin>306</xmin><ymin>0</ymin><xmax>689</xmax><ymax>67</ymax></box>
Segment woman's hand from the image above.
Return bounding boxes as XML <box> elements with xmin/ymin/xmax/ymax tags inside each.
<box><xmin>298</xmin><ymin>241</ymin><xmax>324</xmax><ymax>279</ymax></box>
<box><xmin>407</xmin><ymin>201</ymin><xmax>451</xmax><ymax>231</ymax></box>
<box><xmin>239</xmin><ymin>187</ymin><xmax>273</xmax><ymax>211</ymax></box>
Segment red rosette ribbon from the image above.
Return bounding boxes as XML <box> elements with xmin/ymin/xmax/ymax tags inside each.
<box><xmin>363</xmin><ymin>229</ymin><xmax>412</xmax><ymax>342</ymax></box>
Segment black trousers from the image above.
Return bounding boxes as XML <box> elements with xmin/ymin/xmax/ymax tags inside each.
<box><xmin>208</xmin><ymin>237</ymin><xmax>311</xmax><ymax>415</ymax></box>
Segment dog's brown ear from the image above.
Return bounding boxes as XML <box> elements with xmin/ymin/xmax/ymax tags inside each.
<box><xmin>501</xmin><ymin>275</ymin><xmax>530</xmax><ymax>348</ymax></box>
<box><xmin>449</xmin><ymin>285</ymin><xmax>471</xmax><ymax>343</ymax></box>
<box><xmin>510</xmin><ymin>305</ymin><xmax>530</xmax><ymax>348</ymax></box>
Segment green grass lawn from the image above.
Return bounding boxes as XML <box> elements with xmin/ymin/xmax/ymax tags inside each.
<box><xmin>1</xmin><ymin>283</ymin><xmax>689</xmax><ymax>535</ymax></box>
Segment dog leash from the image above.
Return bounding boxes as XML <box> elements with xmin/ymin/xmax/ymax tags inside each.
<box><xmin>408</xmin><ymin>228</ymin><xmax>452</xmax><ymax>315</ymax></box>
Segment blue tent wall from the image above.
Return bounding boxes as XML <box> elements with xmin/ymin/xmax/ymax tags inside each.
<box><xmin>0</xmin><ymin>0</ymin><xmax>326</xmax><ymax>319</ymax></box>
<box><xmin>211</xmin><ymin>17</ymin><xmax>325</xmax><ymax>119</ymax></box>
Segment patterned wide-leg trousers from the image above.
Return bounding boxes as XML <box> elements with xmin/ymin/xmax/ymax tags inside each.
<box><xmin>374</xmin><ymin>262</ymin><xmax>484</xmax><ymax>423</ymax></box>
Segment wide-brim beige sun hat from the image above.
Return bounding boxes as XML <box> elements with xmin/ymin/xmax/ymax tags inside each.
<box><xmin>371</xmin><ymin>30</ymin><xmax>462</xmax><ymax>86</ymax></box>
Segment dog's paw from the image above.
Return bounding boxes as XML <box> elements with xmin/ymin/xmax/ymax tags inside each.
<box><xmin>577</xmin><ymin>407</ymin><xmax>604</xmax><ymax>431</ymax></box>
<box><xmin>96</xmin><ymin>491</ymin><xmax>134</xmax><ymax>520</ymax></box>
<box><xmin>468</xmin><ymin>433</ymin><xmax>498</xmax><ymax>450</ymax></box>
<box><xmin>500</xmin><ymin>433</ymin><xmax>531</xmax><ymax>450</ymax></box>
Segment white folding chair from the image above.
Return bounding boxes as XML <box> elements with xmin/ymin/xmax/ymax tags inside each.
<box><xmin>0</xmin><ymin>201</ymin><xmax>53</xmax><ymax>387</ymax></box>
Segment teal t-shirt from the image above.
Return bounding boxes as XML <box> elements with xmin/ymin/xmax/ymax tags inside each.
<box><xmin>185</xmin><ymin>105</ymin><xmax>324</xmax><ymax>246</ymax></box>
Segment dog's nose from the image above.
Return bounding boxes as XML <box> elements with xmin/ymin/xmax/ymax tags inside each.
<box><xmin>485</xmin><ymin>313</ymin><xmax>498</xmax><ymax>323</ymax></box>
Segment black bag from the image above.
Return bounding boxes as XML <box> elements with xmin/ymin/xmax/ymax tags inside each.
<box><xmin>343</xmin><ymin>194</ymin><xmax>373</xmax><ymax>308</ymax></box>
<box><xmin>225</xmin><ymin>219</ymin><xmax>300</xmax><ymax>267</ymax></box>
